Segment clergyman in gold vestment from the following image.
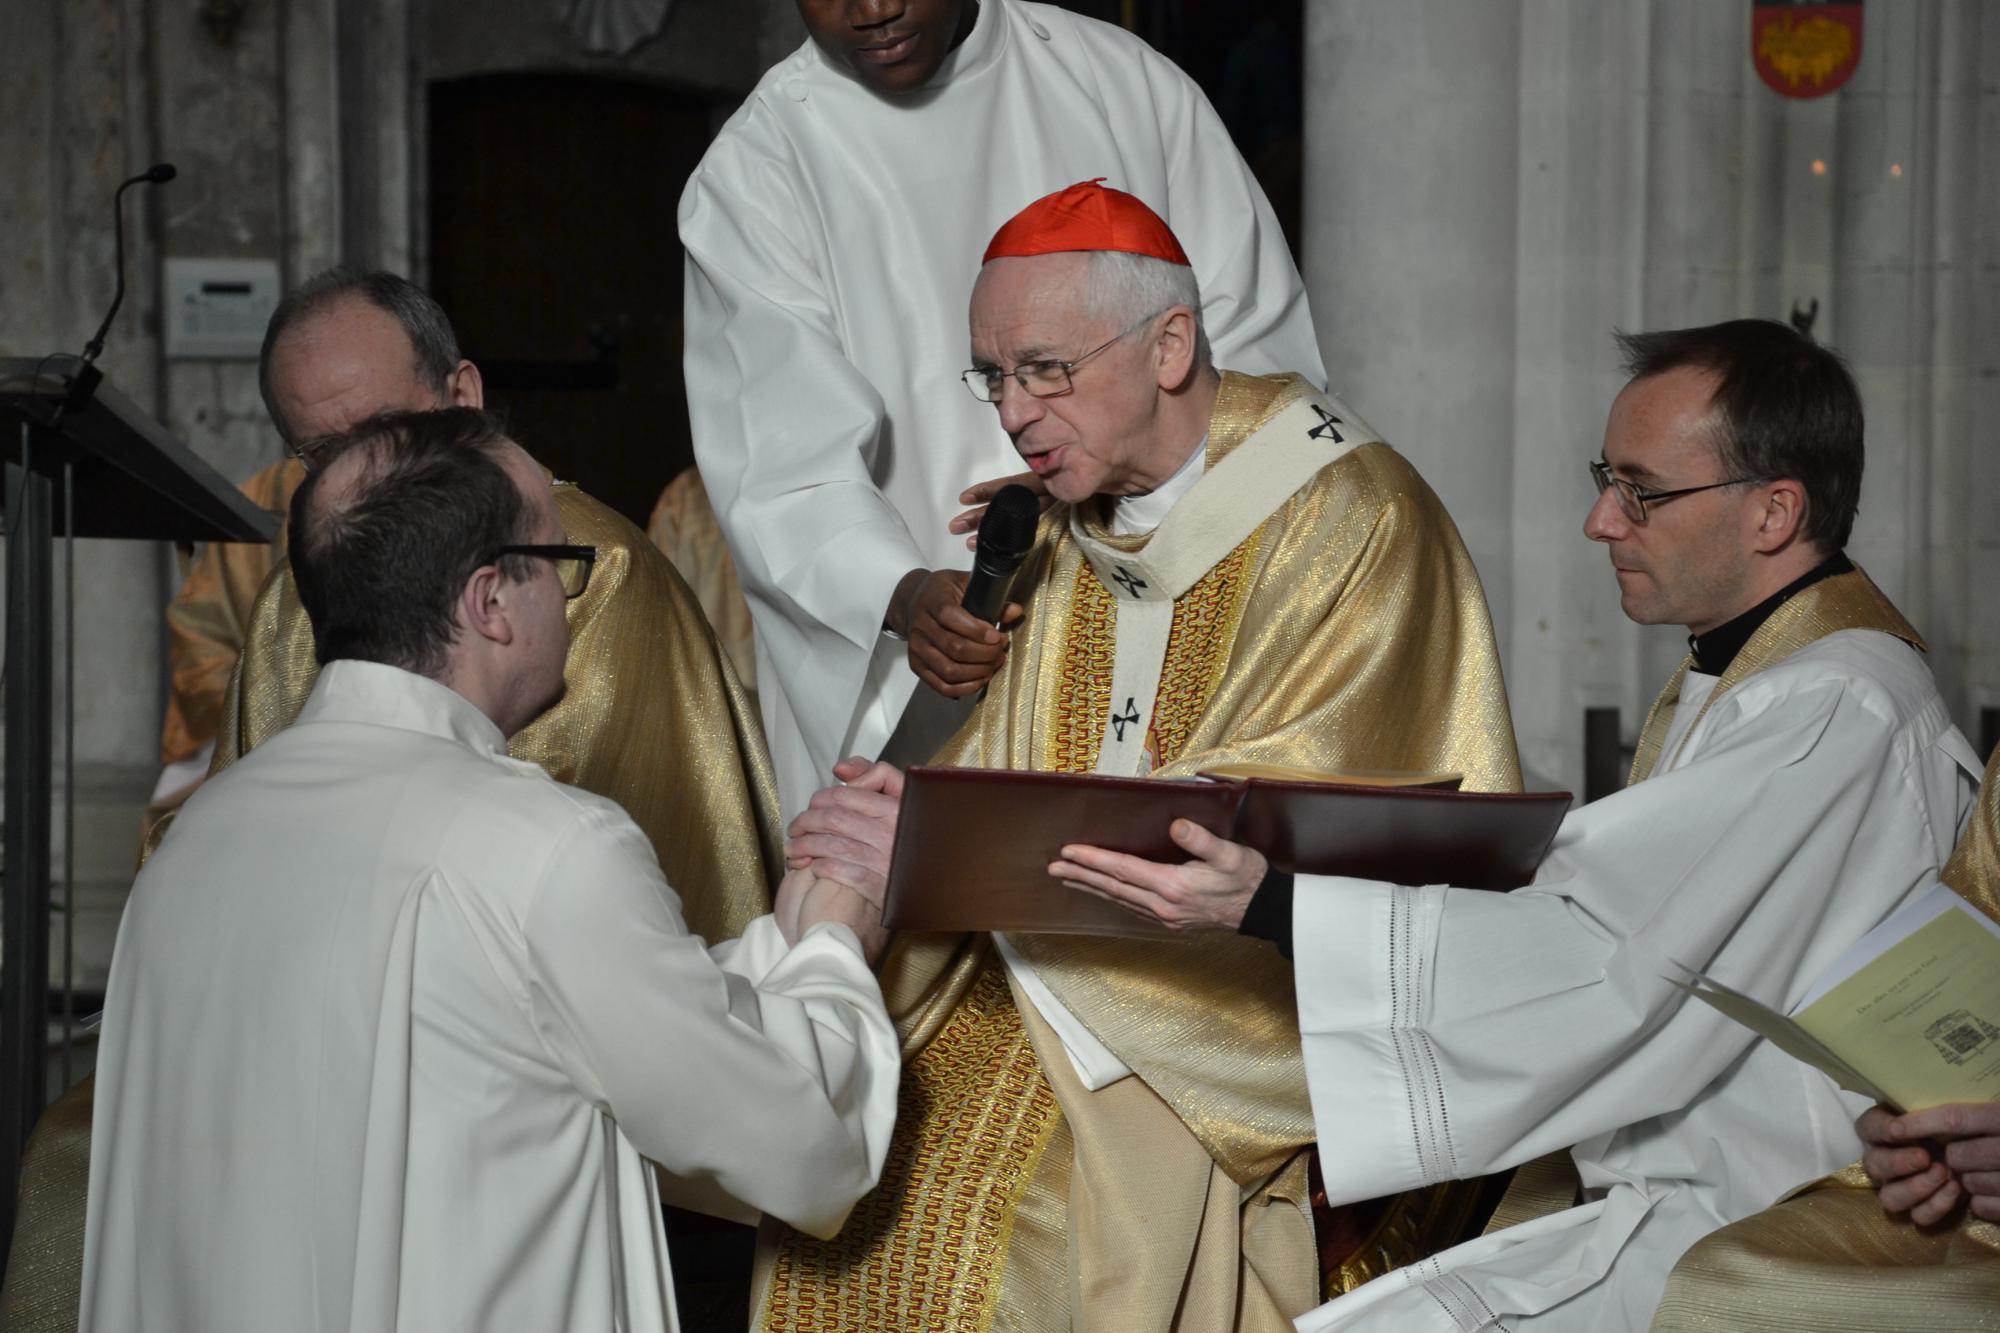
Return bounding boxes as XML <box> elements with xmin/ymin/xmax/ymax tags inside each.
<box><xmin>766</xmin><ymin>181</ymin><xmax>1521</xmax><ymax>1332</ymax></box>
<box><xmin>208</xmin><ymin>269</ymin><xmax>782</xmax><ymax>936</ymax></box>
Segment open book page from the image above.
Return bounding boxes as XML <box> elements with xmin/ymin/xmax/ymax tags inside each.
<box><xmin>1791</xmin><ymin>887</ymin><xmax>2000</xmax><ymax>1110</ymax></box>
<box><xmin>1197</xmin><ymin>761</ymin><xmax>1462</xmax><ymax>788</ymax></box>
<box><xmin>1676</xmin><ymin>885</ymin><xmax>2000</xmax><ymax>1112</ymax></box>
<box><xmin>1671</xmin><ymin>974</ymin><xmax>1893</xmax><ymax>1106</ymax></box>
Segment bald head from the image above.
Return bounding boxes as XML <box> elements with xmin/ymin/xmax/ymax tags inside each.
<box><xmin>259</xmin><ymin>270</ymin><xmax>481</xmax><ymax>452</ymax></box>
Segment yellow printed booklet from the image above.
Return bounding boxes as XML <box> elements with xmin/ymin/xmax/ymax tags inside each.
<box><xmin>1676</xmin><ymin>884</ymin><xmax>2000</xmax><ymax>1111</ymax></box>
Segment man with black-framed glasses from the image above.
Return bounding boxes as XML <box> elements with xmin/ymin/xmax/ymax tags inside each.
<box><xmin>83</xmin><ymin>408</ymin><xmax>899</xmax><ymax>1333</ymax></box>
<box><xmin>1033</xmin><ymin>318</ymin><xmax>1984</xmax><ymax>1333</ymax></box>
<box><xmin>486</xmin><ymin>543</ymin><xmax>599</xmax><ymax>601</ymax></box>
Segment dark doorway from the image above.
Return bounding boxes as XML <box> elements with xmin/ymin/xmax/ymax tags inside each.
<box><xmin>428</xmin><ymin>73</ymin><xmax>724</xmax><ymax>528</ymax></box>
<box><xmin>1047</xmin><ymin>0</ymin><xmax>1305</xmax><ymax>254</ymax></box>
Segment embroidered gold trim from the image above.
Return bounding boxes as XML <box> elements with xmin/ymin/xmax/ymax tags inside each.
<box><xmin>1149</xmin><ymin>532</ymin><xmax>1261</xmax><ymax>765</ymax></box>
<box><xmin>1046</xmin><ymin>526</ymin><xmax>1263</xmax><ymax>774</ymax></box>
<box><xmin>1323</xmin><ymin>1180</ymin><xmax>1491</xmax><ymax>1299</ymax></box>
<box><xmin>1049</xmin><ymin>564</ymin><xmax>1118</xmax><ymax>774</ymax></box>
<box><xmin>761</xmin><ymin>963</ymin><xmax>1061</xmax><ymax>1332</ymax></box>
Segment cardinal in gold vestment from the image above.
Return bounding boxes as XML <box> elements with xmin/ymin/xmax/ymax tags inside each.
<box><xmin>1650</xmin><ymin>740</ymin><xmax>2000</xmax><ymax>1332</ymax></box>
<box><xmin>762</xmin><ymin>359</ymin><xmax>1522</xmax><ymax>1331</ymax></box>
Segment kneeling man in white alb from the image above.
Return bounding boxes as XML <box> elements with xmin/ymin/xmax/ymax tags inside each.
<box><xmin>80</xmin><ymin>407</ymin><xmax>899</xmax><ymax>1333</ymax></box>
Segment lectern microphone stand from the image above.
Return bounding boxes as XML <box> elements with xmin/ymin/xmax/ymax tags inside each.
<box><xmin>0</xmin><ymin>357</ymin><xmax>277</xmax><ymax>1254</ymax></box>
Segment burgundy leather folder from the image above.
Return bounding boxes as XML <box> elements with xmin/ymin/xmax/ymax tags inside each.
<box><xmin>882</xmin><ymin>766</ymin><xmax>1572</xmax><ymax>937</ymax></box>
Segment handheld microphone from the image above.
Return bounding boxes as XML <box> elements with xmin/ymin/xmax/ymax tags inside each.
<box><xmin>960</xmin><ymin>484</ymin><xmax>1040</xmax><ymax>626</ymax></box>
<box><xmin>66</xmin><ymin>163</ymin><xmax>177</xmax><ymax>409</ymax></box>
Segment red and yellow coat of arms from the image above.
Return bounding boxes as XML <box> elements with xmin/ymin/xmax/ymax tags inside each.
<box><xmin>1753</xmin><ymin>1</ymin><xmax>1864</xmax><ymax>99</ymax></box>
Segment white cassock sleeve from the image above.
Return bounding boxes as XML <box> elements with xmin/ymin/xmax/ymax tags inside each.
<box><xmin>520</xmin><ymin>801</ymin><xmax>899</xmax><ymax>1240</ymax></box>
<box><xmin>1151</xmin><ymin>65</ymin><xmax>1325</xmax><ymax>388</ymax></box>
<box><xmin>1294</xmin><ymin>669</ymin><xmax>1957</xmax><ymax>1204</ymax></box>
<box><xmin>680</xmin><ymin>170</ymin><xmax>924</xmax><ymax>780</ymax></box>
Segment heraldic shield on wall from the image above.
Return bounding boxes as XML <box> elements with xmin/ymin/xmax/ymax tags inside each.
<box><xmin>1753</xmin><ymin>1</ymin><xmax>1864</xmax><ymax>99</ymax></box>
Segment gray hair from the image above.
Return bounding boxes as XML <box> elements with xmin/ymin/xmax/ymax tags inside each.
<box><xmin>258</xmin><ymin>269</ymin><xmax>463</xmax><ymax>446</ymax></box>
<box><xmin>1083</xmin><ymin>250</ymin><xmax>1211</xmax><ymax>372</ymax></box>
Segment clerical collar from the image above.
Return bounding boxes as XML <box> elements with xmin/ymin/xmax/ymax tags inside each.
<box><xmin>1111</xmin><ymin>434</ymin><xmax>1207</xmax><ymax>536</ymax></box>
<box><xmin>1688</xmin><ymin>551</ymin><xmax>1853</xmax><ymax>676</ymax></box>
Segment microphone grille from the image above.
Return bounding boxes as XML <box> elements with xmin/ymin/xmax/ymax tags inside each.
<box><xmin>979</xmin><ymin>484</ymin><xmax>1041</xmax><ymax>558</ymax></box>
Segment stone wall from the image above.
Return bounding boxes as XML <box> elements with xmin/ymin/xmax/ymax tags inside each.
<box><xmin>1304</xmin><ymin>0</ymin><xmax>1999</xmax><ymax>791</ymax></box>
<box><xmin>1</xmin><ymin>0</ymin><xmax>795</xmax><ymax>991</ymax></box>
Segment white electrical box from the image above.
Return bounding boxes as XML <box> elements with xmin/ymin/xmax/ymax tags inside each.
<box><xmin>164</xmin><ymin>258</ymin><xmax>281</xmax><ymax>359</ymax></box>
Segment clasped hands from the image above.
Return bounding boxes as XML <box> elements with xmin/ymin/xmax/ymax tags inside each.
<box><xmin>784</xmin><ymin>754</ymin><xmax>1265</xmax><ymax>948</ymax></box>
<box><xmin>779</xmin><ymin>758</ymin><xmax>905</xmax><ymax>963</ymax></box>
<box><xmin>775</xmin><ymin>760</ymin><xmax>901</xmax><ymax>963</ymax></box>
<box><xmin>1857</xmin><ymin>1101</ymin><xmax>2000</xmax><ymax>1224</ymax></box>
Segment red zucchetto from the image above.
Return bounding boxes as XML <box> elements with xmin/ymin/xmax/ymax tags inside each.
<box><xmin>981</xmin><ymin>178</ymin><xmax>1191</xmax><ymax>267</ymax></box>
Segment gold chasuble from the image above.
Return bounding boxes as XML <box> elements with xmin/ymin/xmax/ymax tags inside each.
<box><xmin>211</xmin><ymin>482</ymin><xmax>783</xmax><ymax>943</ymax></box>
<box><xmin>759</xmin><ymin>373</ymin><xmax>1522</xmax><ymax>1332</ymax></box>
<box><xmin>1650</xmin><ymin>741</ymin><xmax>2000</xmax><ymax>1333</ymax></box>
<box><xmin>160</xmin><ymin>457</ymin><xmax>305</xmax><ymax>768</ymax></box>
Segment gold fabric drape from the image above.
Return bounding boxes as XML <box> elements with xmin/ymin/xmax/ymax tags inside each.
<box><xmin>0</xmin><ymin>1078</ymin><xmax>95</xmax><ymax>1332</ymax></box>
<box><xmin>213</xmin><ymin>482</ymin><xmax>782</xmax><ymax>943</ymax></box>
<box><xmin>159</xmin><ymin>458</ymin><xmax>304</xmax><ymax>768</ymax></box>
<box><xmin>1648</xmin><ymin>595</ymin><xmax>2000</xmax><ymax>1332</ymax></box>
<box><xmin>1649</xmin><ymin>1161</ymin><xmax>2000</xmax><ymax>1331</ymax></box>
<box><xmin>1629</xmin><ymin>566</ymin><xmax>1921</xmax><ymax>786</ymax></box>
<box><xmin>647</xmin><ymin>466</ymin><xmax>759</xmax><ymax>703</ymax></box>
<box><xmin>1944</xmin><ymin>743</ymin><xmax>2000</xmax><ymax>919</ymax></box>
<box><xmin>761</xmin><ymin>373</ymin><xmax>1523</xmax><ymax>1331</ymax></box>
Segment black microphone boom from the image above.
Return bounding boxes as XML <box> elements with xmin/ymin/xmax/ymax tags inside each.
<box><xmin>961</xmin><ymin>484</ymin><xmax>1041</xmax><ymax>626</ymax></box>
<box><xmin>67</xmin><ymin>163</ymin><xmax>177</xmax><ymax>409</ymax></box>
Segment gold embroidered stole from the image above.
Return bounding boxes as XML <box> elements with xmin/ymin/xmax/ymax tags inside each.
<box><xmin>1629</xmin><ymin>567</ymin><xmax>1924</xmax><ymax>786</ymax></box>
<box><xmin>1943</xmin><ymin>745</ymin><xmax>2000</xmax><ymax>921</ymax></box>
<box><xmin>1009</xmin><ymin>381</ymin><xmax>1309</xmax><ymax>1186</ymax></box>
<box><xmin>760</xmin><ymin>962</ymin><xmax>1063</xmax><ymax>1332</ymax></box>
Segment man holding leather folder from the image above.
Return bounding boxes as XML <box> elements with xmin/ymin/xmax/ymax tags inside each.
<box><xmin>1055</xmin><ymin>320</ymin><xmax>1985</xmax><ymax>1332</ymax></box>
<box><xmin>770</xmin><ymin>181</ymin><xmax>1521</xmax><ymax>1331</ymax></box>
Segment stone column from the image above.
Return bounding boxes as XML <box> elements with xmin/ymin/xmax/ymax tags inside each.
<box><xmin>1301</xmin><ymin>3</ymin><xmax>1522</xmax><ymax>624</ymax></box>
